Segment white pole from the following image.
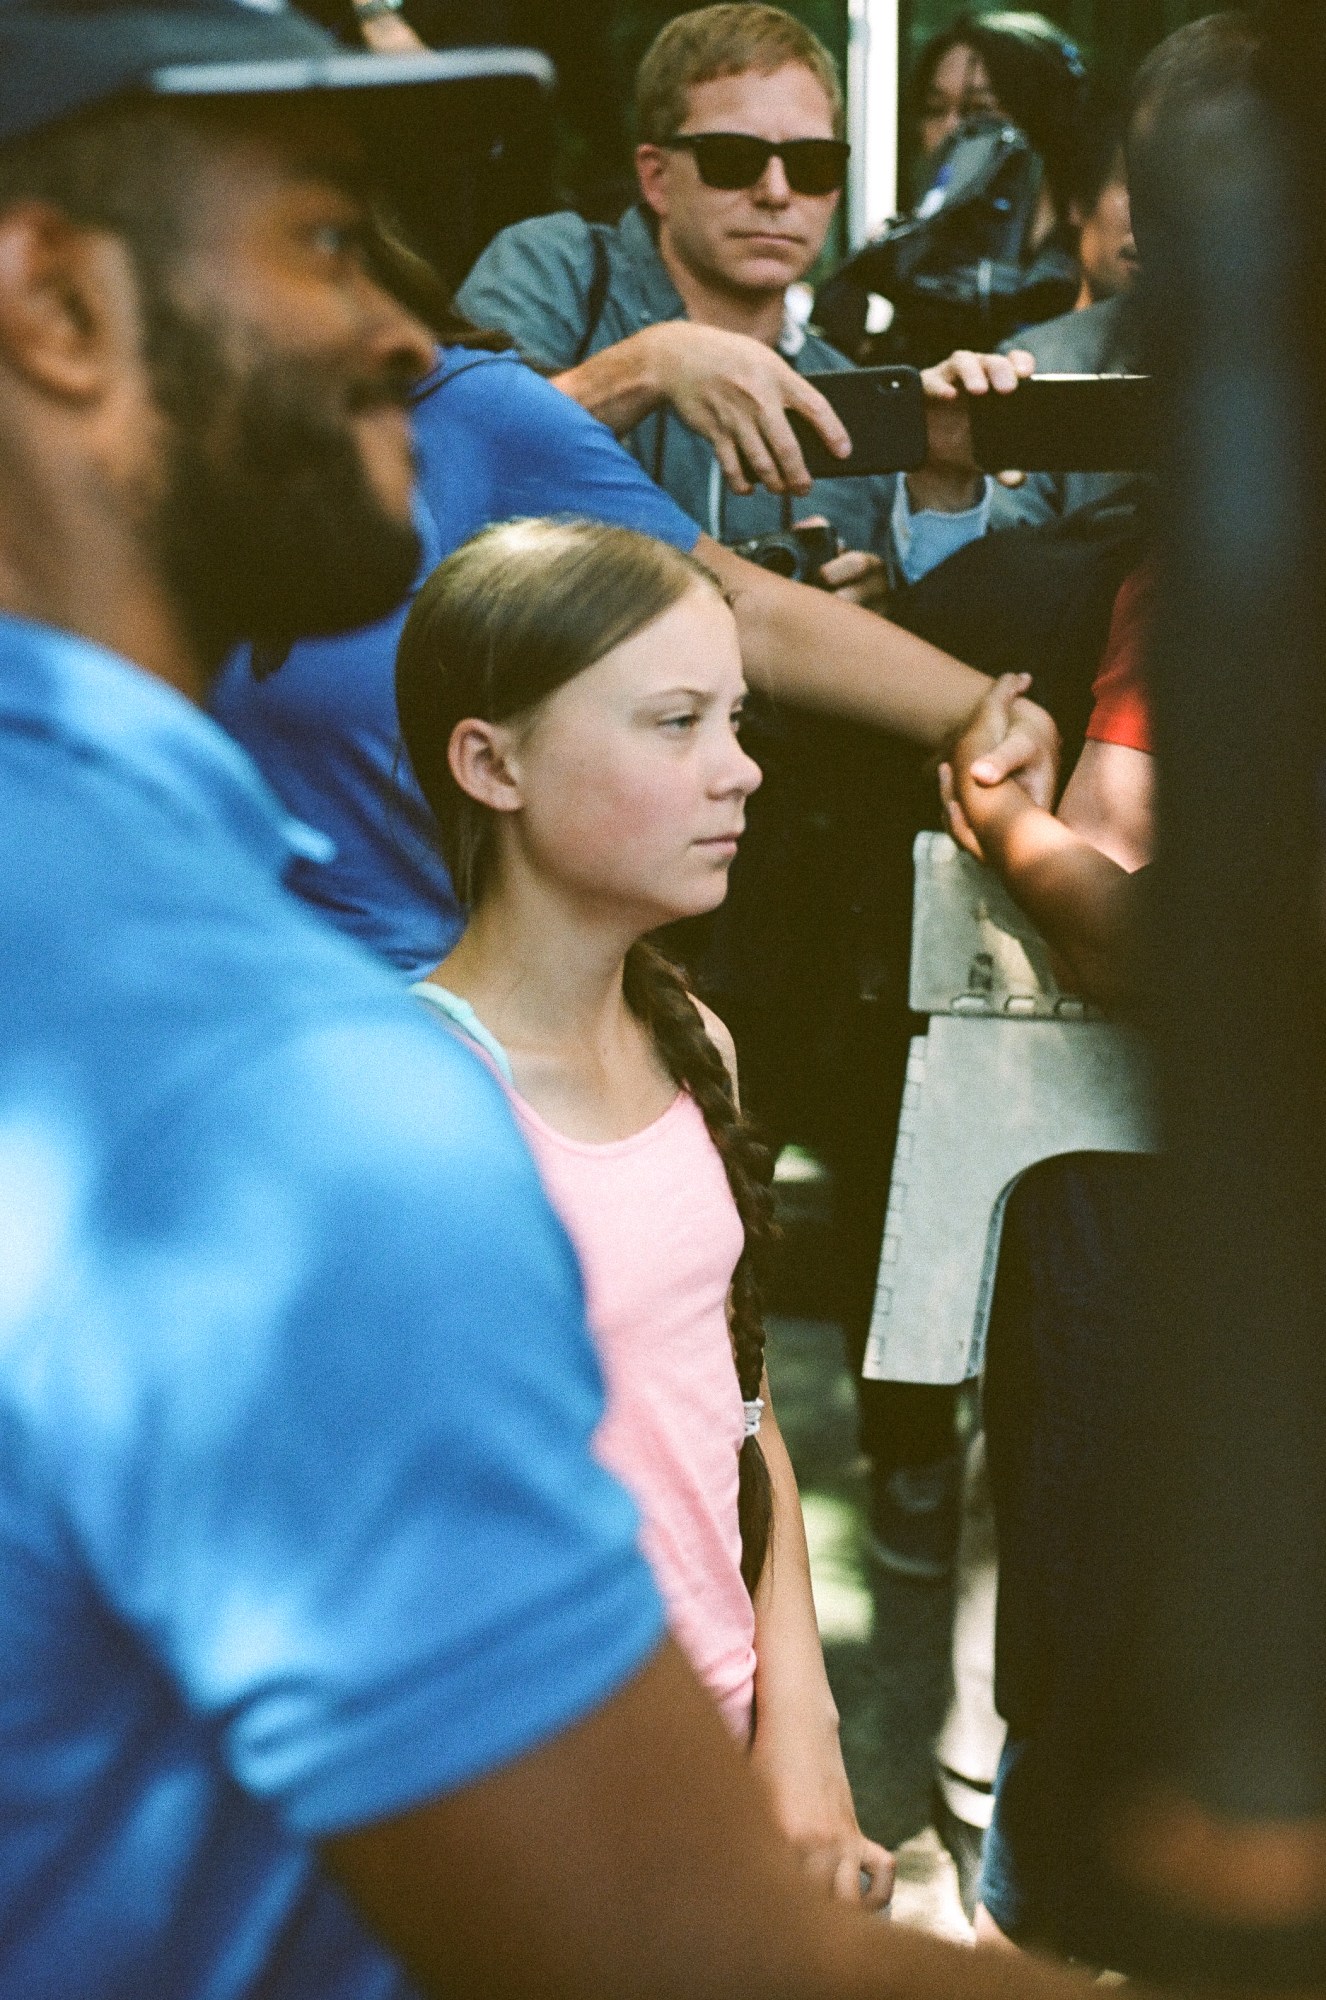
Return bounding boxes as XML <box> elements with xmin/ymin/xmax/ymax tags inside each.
<box><xmin>846</xmin><ymin>0</ymin><xmax>901</xmax><ymax>249</ymax></box>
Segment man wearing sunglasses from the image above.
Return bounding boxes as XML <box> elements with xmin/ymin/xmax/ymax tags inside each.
<box><xmin>457</xmin><ymin>2</ymin><xmax>1025</xmax><ymax>600</ymax></box>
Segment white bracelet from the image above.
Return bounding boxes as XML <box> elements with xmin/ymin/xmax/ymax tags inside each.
<box><xmin>743</xmin><ymin>1397</ymin><xmax>764</xmax><ymax>1440</ymax></box>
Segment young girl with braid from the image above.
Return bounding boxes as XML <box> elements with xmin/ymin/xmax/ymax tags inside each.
<box><xmin>396</xmin><ymin>516</ymin><xmax>891</xmax><ymax>1910</ymax></box>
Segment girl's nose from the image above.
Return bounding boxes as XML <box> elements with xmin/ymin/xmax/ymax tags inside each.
<box><xmin>724</xmin><ymin>739</ymin><xmax>763</xmax><ymax>799</ymax></box>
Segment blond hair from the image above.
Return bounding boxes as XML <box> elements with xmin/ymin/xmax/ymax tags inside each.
<box><xmin>635</xmin><ymin>4</ymin><xmax>843</xmax><ymax>144</ymax></box>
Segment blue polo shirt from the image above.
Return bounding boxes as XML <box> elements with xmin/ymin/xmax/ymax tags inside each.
<box><xmin>0</xmin><ymin>614</ymin><xmax>665</xmax><ymax>1999</ymax></box>
<box><xmin>210</xmin><ymin>347</ymin><xmax>702</xmax><ymax>976</ymax></box>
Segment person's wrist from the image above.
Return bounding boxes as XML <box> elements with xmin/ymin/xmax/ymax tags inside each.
<box><xmin>967</xmin><ymin>776</ymin><xmax>1029</xmax><ymax>861</ymax></box>
<box><xmin>632</xmin><ymin>319</ymin><xmax>673</xmax><ymax>399</ymax></box>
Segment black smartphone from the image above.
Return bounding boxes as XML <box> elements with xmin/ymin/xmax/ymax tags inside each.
<box><xmin>967</xmin><ymin>374</ymin><xmax>1156</xmax><ymax>473</ymax></box>
<box><xmin>787</xmin><ymin>367</ymin><xmax>929</xmax><ymax>479</ymax></box>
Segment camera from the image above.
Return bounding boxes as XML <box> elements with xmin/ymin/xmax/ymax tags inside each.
<box><xmin>727</xmin><ymin>521</ymin><xmax>842</xmax><ymax>586</ymax></box>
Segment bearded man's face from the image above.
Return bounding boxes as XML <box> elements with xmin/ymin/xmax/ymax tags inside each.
<box><xmin>122</xmin><ymin>101</ymin><xmax>434</xmax><ymax>668</ymax></box>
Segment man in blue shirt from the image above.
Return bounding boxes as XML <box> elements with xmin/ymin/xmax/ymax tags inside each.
<box><xmin>0</xmin><ymin>9</ymin><xmax>1101</xmax><ymax>2000</ymax></box>
<box><xmin>0</xmin><ymin>12</ymin><xmax>666</xmax><ymax>1996</ymax></box>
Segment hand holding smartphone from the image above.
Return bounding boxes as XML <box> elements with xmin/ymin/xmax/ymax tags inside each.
<box><xmin>967</xmin><ymin>374</ymin><xmax>1156</xmax><ymax>473</ymax></box>
<box><xmin>785</xmin><ymin>366</ymin><xmax>1154</xmax><ymax>479</ymax></box>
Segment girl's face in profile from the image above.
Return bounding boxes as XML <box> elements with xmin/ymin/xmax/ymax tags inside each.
<box><xmin>500</xmin><ymin>586</ymin><xmax>761</xmax><ymax>929</ymax></box>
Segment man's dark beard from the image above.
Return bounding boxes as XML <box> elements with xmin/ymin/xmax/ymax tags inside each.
<box><xmin>138</xmin><ymin>288</ymin><xmax>423</xmax><ymax>671</ymax></box>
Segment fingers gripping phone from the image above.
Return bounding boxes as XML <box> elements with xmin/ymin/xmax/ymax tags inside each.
<box><xmin>967</xmin><ymin>374</ymin><xmax>1156</xmax><ymax>473</ymax></box>
<box><xmin>787</xmin><ymin>366</ymin><xmax>1156</xmax><ymax>480</ymax></box>
<box><xmin>787</xmin><ymin>367</ymin><xmax>929</xmax><ymax>478</ymax></box>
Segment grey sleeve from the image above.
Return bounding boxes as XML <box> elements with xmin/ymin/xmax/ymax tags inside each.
<box><xmin>455</xmin><ymin>214</ymin><xmax>601</xmax><ymax>372</ymax></box>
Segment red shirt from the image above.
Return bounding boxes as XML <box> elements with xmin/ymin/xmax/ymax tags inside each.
<box><xmin>1085</xmin><ymin>561</ymin><xmax>1155</xmax><ymax>755</ymax></box>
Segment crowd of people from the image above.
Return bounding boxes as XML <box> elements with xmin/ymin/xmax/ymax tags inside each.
<box><xmin>0</xmin><ymin>0</ymin><xmax>1288</xmax><ymax>1994</ymax></box>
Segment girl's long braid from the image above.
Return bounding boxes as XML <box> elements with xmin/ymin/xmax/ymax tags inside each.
<box><xmin>622</xmin><ymin>941</ymin><xmax>778</xmax><ymax>1594</ymax></box>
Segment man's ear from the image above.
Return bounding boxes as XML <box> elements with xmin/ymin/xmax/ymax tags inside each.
<box><xmin>0</xmin><ymin>203</ymin><xmax>138</xmax><ymax>403</ymax></box>
<box><xmin>448</xmin><ymin>718</ymin><xmax>524</xmax><ymax>814</ymax></box>
<box><xmin>635</xmin><ymin>144</ymin><xmax>672</xmax><ymax>220</ymax></box>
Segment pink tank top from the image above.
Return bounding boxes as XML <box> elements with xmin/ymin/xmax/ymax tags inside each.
<box><xmin>513</xmin><ymin>1088</ymin><xmax>756</xmax><ymax>1739</ymax></box>
<box><xmin>411</xmin><ymin>985</ymin><xmax>756</xmax><ymax>1735</ymax></box>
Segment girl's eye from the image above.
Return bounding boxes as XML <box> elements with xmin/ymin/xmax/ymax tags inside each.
<box><xmin>659</xmin><ymin>711</ymin><xmax>700</xmax><ymax>732</ymax></box>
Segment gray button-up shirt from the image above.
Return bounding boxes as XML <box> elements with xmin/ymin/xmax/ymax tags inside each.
<box><xmin>457</xmin><ymin>203</ymin><xmax>911</xmax><ymax>557</ymax></box>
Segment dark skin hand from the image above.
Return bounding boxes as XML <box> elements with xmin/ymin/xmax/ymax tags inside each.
<box><xmin>325</xmin><ymin>1638</ymin><xmax>1106</xmax><ymax>2000</ymax></box>
<box><xmin>940</xmin><ymin>674</ymin><xmax>1145</xmax><ymax>1009</ymax></box>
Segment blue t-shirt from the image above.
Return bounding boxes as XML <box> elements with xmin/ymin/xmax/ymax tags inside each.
<box><xmin>0</xmin><ymin>614</ymin><xmax>665</xmax><ymax>2000</ymax></box>
<box><xmin>210</xmin><ymin>347</ymin><xmax>701</xmax><ymax>976</ymax></box>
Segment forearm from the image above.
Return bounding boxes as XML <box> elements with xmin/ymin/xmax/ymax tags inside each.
<box><xmin>330</xmin><ymin>1638</ymin><xmax>1105</xmax><ymax>2000</ymax></box>
<box><xmin>979</xmin><ymin>789</ymin><xmax>1143</xmax><ymax>1007</ymax></box>
<box><xmin>699</xmin><ymin>534</ymin><xmax>990</xmax><ymax>747</ymax></box>
<box><xmin>752</xmin><ymin>1409</ymin><xmax>840</xmax><ymax>1741</ymax></box>
<box><xmin>552</xmin><ymin>326</ymin><xmax>666</xmax><ymax>435</ymax></box>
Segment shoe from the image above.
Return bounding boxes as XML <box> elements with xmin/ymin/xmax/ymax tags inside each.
<box><xmin>867</xmin><ymin>1454</ymin><xmax>961</xmax><ymax>1582</ymax></box>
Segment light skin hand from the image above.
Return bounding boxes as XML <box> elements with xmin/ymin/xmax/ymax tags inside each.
<box><xmin>787</xmin><ymin>515</ymin><xmax>890</xmax><ymax>612</ymax></box>
<box><xmin>951</xmin><ymin>677</ymin><xmax>1059</xmax><ymax>813</ymax></box>
<box><xmin>557</xmin><ymin>319</ymin><xmax>851</xmax><ymax>495</ymax></box>
<box><xmin>353</xmin><ymin>7</ymin><xmax>427</xmax><ymax>52</ymax></box>
<box><xmin>816</xmin><ymin>546</ymin><xmax>891</xmax><ymax>611</ymax></box>
<box><xmin>907</xmin><ymin>348</ymin><xmax>1035</xmax><ymax>513</ymax></box>
<box><xmin>749</xmin><ymin>1396</ymin><xmax>894</xmax><ymax>1912</ymax></box>
<box><xmin>650</xmin><ymin>321</ymin><xmax>852</xmax><ymax>494</ymax></box>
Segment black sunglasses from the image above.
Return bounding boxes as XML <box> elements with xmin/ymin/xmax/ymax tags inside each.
<box><xmin>662</xmin><ymin>132</ymin><xmax>850</xmax><ymax>196</ymax></box>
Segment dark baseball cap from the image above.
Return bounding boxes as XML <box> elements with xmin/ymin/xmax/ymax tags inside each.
<box><xmin>0</xmin><ymin>0</ymin><xmax>555</xmax><ymax>147</ymax></box>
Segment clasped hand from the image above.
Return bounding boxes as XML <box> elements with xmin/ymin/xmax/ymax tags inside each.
<box><xmin>939</xmin><ymin>672</ymin><xmax>1046</xmax><ymax>860</ymax></box>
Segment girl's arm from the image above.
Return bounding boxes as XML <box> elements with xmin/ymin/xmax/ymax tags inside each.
<box><xmin>750</xmin><ymin>1387</ymin><xmax>895</xmax><ymax>1912</ymax></box>
<box><xmin>693</xmin><ymin>1000</ymin><xmax>892</xmax><ymax>1912</ymax></box>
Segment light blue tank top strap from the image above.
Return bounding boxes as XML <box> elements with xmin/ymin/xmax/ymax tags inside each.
<box><xmin>411</xmin><ymin>980</ymin><xmax>516</xmax><ymax>1087</ymax></box>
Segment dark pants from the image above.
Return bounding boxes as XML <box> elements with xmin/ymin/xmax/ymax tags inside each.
<box><xmin>977</xmin><ymin>1151</ymin><xmax>1161</xmax><ymax>1950</ymax></box>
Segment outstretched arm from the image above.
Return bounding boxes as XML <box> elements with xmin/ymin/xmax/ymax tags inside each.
<box><xmin>700</xmin><ymin>538</ymin><xmax>1061</xmax><ymax>804</ymax></box>
<box><xmin>326</xmin><ymin>1637</ymin><xmax>1107</xmax><ymax>2000</ymax></box>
